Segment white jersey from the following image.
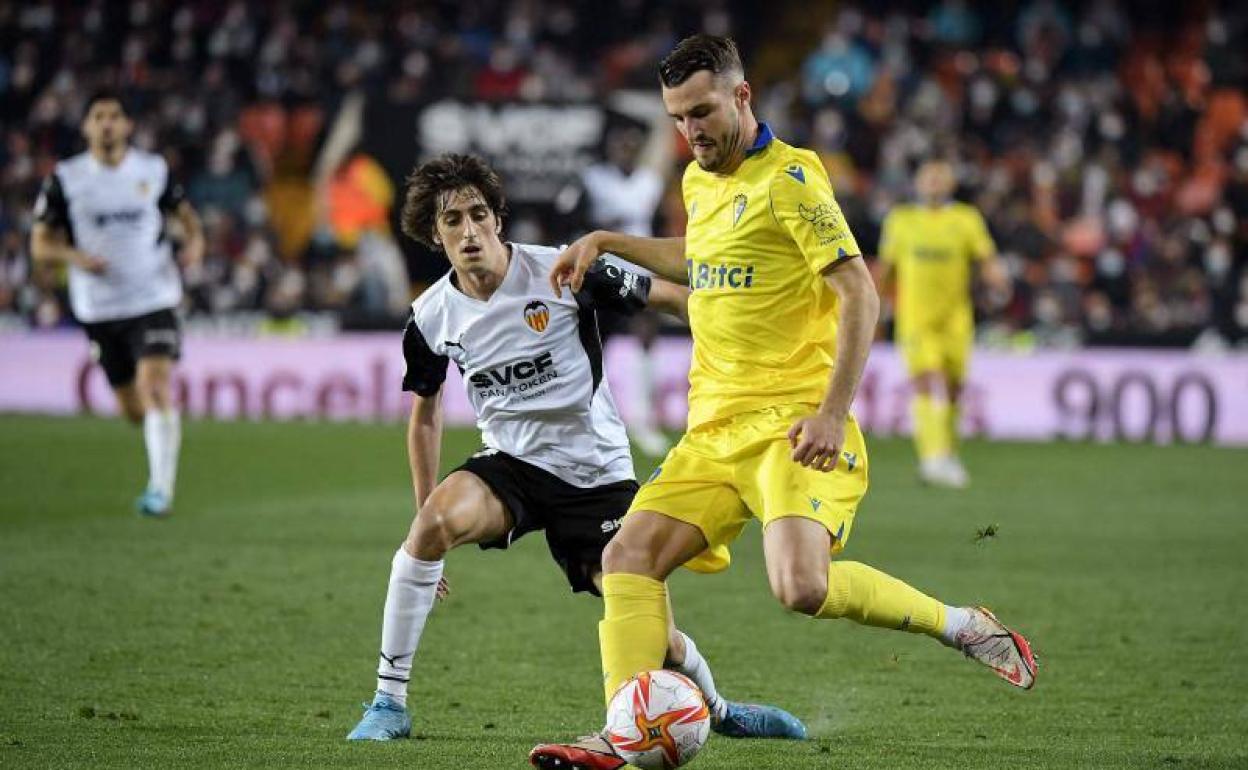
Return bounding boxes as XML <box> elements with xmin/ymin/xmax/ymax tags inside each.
<box><xmin>34</xmin><ymin>149</ymin><xmax>184</xmax><ymax>323</ymax></box>
<box><xmin>581</xmin><ymin>164</ymin><xmax>663</xmax><ymax>237</ymax></box>
<box><xmin>402</xmin><ymin>243</ymin><xmax>651</xmax><ymax>488</ymax></box>
<box><xmin>581</xmin><ymin>163</ymin><xmax>664</xmax><ymax>278</ymax></box>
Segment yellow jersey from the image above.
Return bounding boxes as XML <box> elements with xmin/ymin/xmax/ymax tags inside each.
<box><xmin>681</xmin><ymin>124</ymin><xmax>861</xmax><ymax>429</ymax></box>
<box><xmin>878</xmin><ymin>202</ymin><xmax>995</xmax><ymax>332</ymax></box>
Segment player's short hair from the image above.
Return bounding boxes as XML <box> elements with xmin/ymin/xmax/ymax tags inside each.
<box><xmin>401</xmin><ymin>153</ymin><xmax>508</xmax><ymax>250</ymax></box>
<box><xmin>82</xmin><ymin>88</ymin><xmax>129</xmax><ymax>119</ymax></box>
<box><xmin>658</xmin><ymin>34</ymin><xmax>744</xmax><ymax>88</ymax></box>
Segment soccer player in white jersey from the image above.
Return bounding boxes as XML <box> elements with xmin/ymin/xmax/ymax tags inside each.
<box><xmin>347</xmin><ymin>153</ymin><xmax>805</xmax><ymax>742</ymax></box>
<box><xmin>31</xmin><ymin>90</ymin><xmax>204</xmax><ymax>517</ymax></box>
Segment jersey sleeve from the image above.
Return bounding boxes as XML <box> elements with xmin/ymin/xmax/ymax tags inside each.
<box><xmin>157</xmin><ymin>172</ymin><xmax>187</xmax><ymax>214</ymax></box>
<box><xmin>965</xmin><ymin>207</ymin><xmax>996</xmax><ymax>261</ymax></box>
<box><xmin>769</xmin><ymin>158</ymin><xmax>862</xmax><ymax>274</ymax></box>
<box><xmin>578</xmin><ymin>257</ymin><xmax>652</xmax><ymax>315</ymax></box>
<box><xmin>401</xmin><ymin>313</ymin><xmax>448</xmax><ymax>396</ymax></box>
<box><xmin>33</xmin><ymin>173</ymin><xmax>69</xmax><ymax>228</ymax></box>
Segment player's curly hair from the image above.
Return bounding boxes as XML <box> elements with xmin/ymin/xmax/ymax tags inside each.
<box><xmin>658</xmin><ymin>34</ymin><xmax>744</xmax><ymax>88</ymax></box>
<box><xmin>401</xmin><ymin>153</ymin><xmax>508</xmax><ymax>250</ymax></box>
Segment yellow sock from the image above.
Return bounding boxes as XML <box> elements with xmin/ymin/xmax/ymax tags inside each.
<box><xmin>818</xmin><ymin>561</ymin><xmax>946</xmax><ymax>638</ymax></box>
<box><xmin>599</xmin><ymin>573</ymin><xmax>669</xmax><ymax>703</ymax></box>
<box><xmin>912</xmin><ymin>394</ymin><xmax>952</xmax><ymax>460</ymax></box>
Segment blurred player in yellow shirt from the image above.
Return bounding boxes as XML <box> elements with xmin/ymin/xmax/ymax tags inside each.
<box><xmin>879</xmin><ymin>161</ymin><xmax>1009</xmax><ymax>488</ymax></box>
<box><xmin>530</xmin><ymin>36</ymin><xmax>1035</xmax><ymax>770</ymax></box>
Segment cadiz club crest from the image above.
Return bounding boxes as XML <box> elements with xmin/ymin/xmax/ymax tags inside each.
<box><xmin>523</xmin><ymin>300</ymin><xmax>550</xmax><ymax>333</ymax></box>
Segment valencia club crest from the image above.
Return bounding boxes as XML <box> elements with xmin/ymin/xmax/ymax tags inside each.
<box><xmin>523</xmin><ymin>300</ymin><xmax>550</xmax><ymax>333</ymax></box>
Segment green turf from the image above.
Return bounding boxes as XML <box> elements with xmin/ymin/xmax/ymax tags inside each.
<box><xmin>1</xmin><ymin>415</ymin><xmax>1245</xmax><ymax>769</ymax></box>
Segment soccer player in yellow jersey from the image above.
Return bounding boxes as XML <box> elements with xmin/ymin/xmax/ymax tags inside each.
<box><xmin>530</xmin><ymin>36</ymin><xmax>1036</xmax><ymax>770</ymax></box>
<box><xmin>879</xmin><ymin>161</ymin><xmax>1010</xmax><ymax>488</ymax></box>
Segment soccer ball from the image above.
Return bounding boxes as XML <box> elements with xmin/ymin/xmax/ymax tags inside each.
<box><xmin>604</xmin><ymin>670</ymin><xmax>711</xmax><ymax>769</ymax></box>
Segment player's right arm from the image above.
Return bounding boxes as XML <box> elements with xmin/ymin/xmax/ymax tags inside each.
<box><xmin>965</xmin><ymin>206</ymin><xmax>1011</xmax><ymax>301</ymax></box>
<box><xmin>30</xmin><ymin>174</ymin><xmax>107</xmax><ymax>274</ymax></box>
<box><xmin>401</xmin><ymin>311</ymin><xmax>450</xmax><ymax>509</ymax></box>
<box><xmin>407</xmin><ymin>391</ymin><xmax>443</xmax><ymax>509</ymax></box>
<box><xmin>550</xmin><ymin>231</ymin><xmax>686</xmax><ymax>296</ymax></box>
<box><xmin>875</xmin><ymin>210</ymin><xmax>900</xmax><ymax>295</ymax></box>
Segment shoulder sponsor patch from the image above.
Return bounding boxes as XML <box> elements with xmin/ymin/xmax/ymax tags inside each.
<box><xmin>798</xmin><ymin>202</ymin><xmax>848</xmax><ymax>246</ymax></box>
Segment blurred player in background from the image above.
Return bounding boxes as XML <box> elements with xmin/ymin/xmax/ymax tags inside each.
<box><xmin>30</xmin><ymin>90</ymin><xmax>204</xmax><ymax>517</ymax></box>
<box><xmin>347</xmin><ymin>153</ymin><xmax>803</xmax><ymax>742</ymax></box>
<box><xmin>878</xmin><ymin>160</ymin><xmax>1010</xmax><ymax>488</ymax></box>
<box><xmin>581</xmin><ymin>118</ymin><xmax>671</xmax><ymax>456</ymax></box>
<box><xmin>533</xmin><ymin>36</ymin><xmax>1035</xmax><ymax>770</ymax></box>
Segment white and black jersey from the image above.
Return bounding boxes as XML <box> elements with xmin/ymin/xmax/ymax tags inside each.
<box><xmin>403</xmin><ymin>243</ymin><xmax>650</xmax><ymax>488</ymax></box>
<box><xmin>34</xmin><ymin>149</ymin><xmax>185</xmax><ymax>323</ymax></box>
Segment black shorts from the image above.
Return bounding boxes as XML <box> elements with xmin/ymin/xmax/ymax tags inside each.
<box><xmin>82</xmin><ymin>308</ymin><xmax>182</xmax><ymax>387</ymax></box>
<box><xmin>454</xmin><ymin>450</ymin><xmax>638</xmax><ymax>595</ymax></box>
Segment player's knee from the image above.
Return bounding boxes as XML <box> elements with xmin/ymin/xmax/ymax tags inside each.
<box><xmin>407</xmin><ymin>503</ymin><xmax>466</xmax><ymax>560</ymax></box>
<box><xmin>139</xmin><ymin>378</ymin><xmax>173</xmax><ymax>410</ymax></box>
<box><xmin>769</xmin><ymin>570</ymin><xmax>828</xmax><ymax>616</ymax></box>
<box><xmin>602</xmin><ymin>535</ymin><xmax>658</xmax><ymax>577</ymax></box>
<box><xmin>121</xmin><ymin>404</ymin><xmax>145</xmax><ymax>425</ymax></box>
<box><xmin>912</xmin><ymin>372</ymin><xmax>938</xmax><ymax>396</ymax></box>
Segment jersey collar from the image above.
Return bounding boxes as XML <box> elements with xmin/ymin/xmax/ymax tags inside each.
<box><xmin>744</xmin><ymin>122</ymin><xmax>774</xmax><ymax>157</ymax></box>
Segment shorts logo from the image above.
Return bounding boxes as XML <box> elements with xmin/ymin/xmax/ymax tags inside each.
<box><xmin>523</xmin><ymin>300</ymin><xmax>550</xmax><ymax>333</ymax></box>
<box><xmin>732</xmin><ymin>193</ymin><xmax>747</xmax><ymax>228</ymax></box>
<box><xmin>841</xmin><ymin>451</ymin><xmax>858</xmax><ymax>471</ymax></box>
<box><xmin>144</xmin><ymin>329</ymin><xmax>179</xmax><ymax>345</ymax></box>
<box><xmin>809</xmin><ymin>497</ymin><xmax>822</xmax><ymax>513</ymax></box>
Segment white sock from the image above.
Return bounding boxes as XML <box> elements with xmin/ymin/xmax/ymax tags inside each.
<box><xmin>144</xmin><ymin>409</ymin><xmax>181</xmax><ymax>499</ymax></box>
<box><xmin>162</xmin><ymin>410</ymin><xmax>181</xmax><ymax>498</ymax></box>
<box><xmin>671</xmin><ymin>632</ymin><xmax>727</xmax><ymax>720</ymax></box>
<box><xmin>375</xmin><ymin>549</ymin><xmax>444</xmax><ymax>707</ymax></box>
<box><xmin>940</xmin><ymin>605</ymin><xmax>972</xmax><ymax>647</ymax></box>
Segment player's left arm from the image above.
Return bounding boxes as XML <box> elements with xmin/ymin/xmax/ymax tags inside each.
<box><xmin>173</xmin><ymin>201</ymin><xmax>205</xmax><ymax>268</ymax></box>
<box><xmin>787</xmin><ymin>258</ymin><xmax>878</xmax><ymax>471</ymax></box>
<box><xmin>157</xmin><ymin>168</ymin><xmax>204</xmax><ymax>268</ymax></box>
<box><xmin>645</xmin><ymin>280</ymin><xmax>689</xmax><ymax>324</ymax></box>
<box><xmin>967</xmin><ymin>207</ymin><xmax>1010</xmax><ymax>300</ymax></box>
<box><xmin>771</xmin><ymin>157</ymin><xmax>878</xmax><ymax>471</ymax></box>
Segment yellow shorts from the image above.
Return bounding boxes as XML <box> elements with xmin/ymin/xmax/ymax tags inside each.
<box><xmin>897</xmin><ymin>321</ymin><xmax>973</xmax><ymax>382</ymax></box>
<box><xmin>628</xmin><ymin>405</ymin><xmax>869</xmax><ymax>573</ymax></box>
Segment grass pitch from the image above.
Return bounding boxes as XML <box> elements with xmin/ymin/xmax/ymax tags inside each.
<box><xmin>1</xmin><ymin>415</ymin><xmax>1245</xmax><ymax>769</ymax></box>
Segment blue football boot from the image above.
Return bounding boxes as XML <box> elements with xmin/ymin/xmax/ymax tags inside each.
<box><xmin>712</xmin><ymin>700</ymin><xmax>808</xmax><ymax>740</ymax></box>
<box><xmin>346</xmin><ymin>693</ymin><xmax>411</xmax><ymax>741</ymax></box>
<box><xmin>135</xmin><ymin>488</ymin><xmax>172</xmax><ymax>518</ymax></box>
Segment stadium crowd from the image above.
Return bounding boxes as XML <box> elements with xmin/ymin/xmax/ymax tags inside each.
<box><xmin>0</xmin><ymin>0</ymin><xmax>1245</xmax><ymax>347</ymax></box>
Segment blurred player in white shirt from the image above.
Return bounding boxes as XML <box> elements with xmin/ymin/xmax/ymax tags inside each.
<box><xmin>580</xmin><ymin>120</ymin><xmax>671</xmax><ymax>456</ymax></box>
<box><xmin>31</xmin><ymin>90</ymin><xmax>204</xmax><ymax>517</ymax></box>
